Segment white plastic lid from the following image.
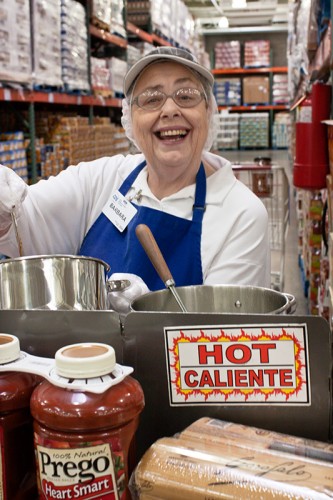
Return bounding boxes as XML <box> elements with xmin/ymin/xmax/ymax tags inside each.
<box><xmin>55</xmin><ymin>342</ymin><xmax>116</xmax><ymax>379</ymax></box>
<box><xmin>0</xmin><ymin>334</ymin><xmax>20</xmax><ymax>364</ymax></box>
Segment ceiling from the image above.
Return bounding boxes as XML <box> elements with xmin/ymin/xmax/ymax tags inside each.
<box><xmin>183</xmin><ymin>0</ymin><xmax>289</xmax><ymax>33</ymax></box>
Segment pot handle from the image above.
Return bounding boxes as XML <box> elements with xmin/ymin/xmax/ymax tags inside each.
<box><xmin>283</xmin><ymin>292</ymin><xmax>297</xmax><ymax>314</ymax></box>
<box><xmin>106</xmin><ymin>279</ymin><xmax>131</xmax><ymax>293</ymax></box>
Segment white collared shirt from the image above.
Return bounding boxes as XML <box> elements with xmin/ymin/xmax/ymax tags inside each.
<box><xmin>0</xmin><ymin>151</ymin><xmax>270</xmax><ymax>287</ymax></box>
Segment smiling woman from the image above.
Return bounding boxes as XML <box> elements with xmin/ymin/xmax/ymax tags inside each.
<box><xmin>0</xmin><ymin>46</ymin><xmax>271</xmax><ymax>315</ymax></box>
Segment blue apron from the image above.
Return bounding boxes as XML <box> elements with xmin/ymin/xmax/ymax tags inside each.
<box><xmin>79</xmin><ymin>161</ymin><xmax>206</xmax><ymax>291</ymax></box>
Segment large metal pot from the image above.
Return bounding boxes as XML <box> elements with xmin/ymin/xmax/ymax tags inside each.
<box><xmin>131</xmin><ymin>285</ymin><xmax>296</xmax><ymax>315</ymax></box>
<box><xmin>0</xmin><ymin>255</ymin><xmax>125</xmax><ymax>311</ymax></box>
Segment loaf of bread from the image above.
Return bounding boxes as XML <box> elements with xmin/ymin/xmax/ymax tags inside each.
<box><xmin>180</xmin><ymin>417</ymin><xmax>333</xmax><ymax>462</ymax></box>
<box><xmin>131</xmin><ymin>421</ymin><xmax>333</xmax><ymax>499</ymax></box>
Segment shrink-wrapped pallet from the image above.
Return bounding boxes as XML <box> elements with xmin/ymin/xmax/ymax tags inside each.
<box><xmin>130</xmin><ymin>420</ymin><xmax>333</xmax><ymax>499</ymax></box>
<box><xmin>31</xmin><ymin>0</ymin><xmax>62</xmax><ymax>88</ymax></box>
<box><xmin>60</xmin><ymin>0</ymin><xmax>90</xmax><ymax>92</ymax></box>
<box><xmin>0</xmin><ymin>0</ymin><xmax>32</xmax><ymax>85</ymax></box>
<box><xmin>108</xmin><ymin>57</ymin><xmax>128</xmax><ymax>96</ymax></box>
<box><xmin>91</xmin><ymin>0</ymin><xmax>112</xmax><ymax>30</ymax></box>
<box><xmin>110</xmin><ymin>0</ymin><xmax>126</xmax><ymax>37</ymax></box>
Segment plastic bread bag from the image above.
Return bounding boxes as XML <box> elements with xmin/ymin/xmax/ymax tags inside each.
<box><xmin>129</xmin><ymin>434</ymin><xmax>333</xmax><ymax>499</ymax></box>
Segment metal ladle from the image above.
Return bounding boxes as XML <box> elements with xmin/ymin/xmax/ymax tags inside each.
<box><xmin>135</xmin><ymin>223</ymin><xmax>188</xmax><ymax>313</ymax></box>
<box><xmin>11</xmin><ymin>207</ymin><xmax>24</xmax><ymax>257</ymax></box>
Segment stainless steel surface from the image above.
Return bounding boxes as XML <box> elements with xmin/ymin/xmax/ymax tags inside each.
<box><xmin>0</xmin><ymin>255</ymin><xmax>112</xmax><ymax>310</ymax></box>
<box><xmin>106</xmin><ymin>279</ymin><xmax>131</xmax><ymax>292</ymax></box>
<box><xmin>11</xmin><ymin>209</ymin><xmax>23</xmax><ymax>257</ymax></box>
<box><xmin>131</xmin><ymin>285</ymin><xmax>296</xmax><ymax>314</ymax></box>
<box><xmin>164</xmin><ymin>278</ymin><xmax>188</xmax><ymax>313</ymax></box>
<box><xmin>0</xmin><ymin>309</ymin><xmax>122</xmax><ymax>359</ymax></box>
<box><xmin>123</xmin><ymin>312</ymin><xmax>332</xmax><ymax>458</ymax></box>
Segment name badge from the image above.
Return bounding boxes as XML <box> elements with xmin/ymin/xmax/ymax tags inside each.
<box><xmin>103</xmin><ymin>190</ymin><xmax>137</xmax><ymax>232</ymax></box>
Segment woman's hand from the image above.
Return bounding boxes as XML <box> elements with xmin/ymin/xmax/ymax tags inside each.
<box><xmin>0</xmin><ymin>165</ymin><xmax>28</xmax><ymax>233</ymax></box>
<box><xmin>108</xmin><ymin>272</ymin><xmax>150</xmax><ymax>315</ymax></box>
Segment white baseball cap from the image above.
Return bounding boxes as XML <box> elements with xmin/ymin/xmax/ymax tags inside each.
<box><xmin>124</xmin><ymin>47</ymin><xmax>214</xmax><ymax>96</ymax></box>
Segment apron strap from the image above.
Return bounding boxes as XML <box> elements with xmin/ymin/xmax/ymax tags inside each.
<box><xmin>119</xmin><ymin>159</ymin><xmax>206</xmax><ymax>224</ymax></box>
<box><xmin>119</xmin><ymin>160</ymin><xmax>147</xmax><ymax>196</ymax></box>
<box><xmin>192</xmin><ymin>162</ymin><xmax>206</xmax><ymax>223</ymax></box>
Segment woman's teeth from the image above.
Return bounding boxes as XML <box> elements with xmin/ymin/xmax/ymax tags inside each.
<box><xmin>159</xmin><ymin>130</ymin><xmax>188</xmax><ymax>139</ymax></box>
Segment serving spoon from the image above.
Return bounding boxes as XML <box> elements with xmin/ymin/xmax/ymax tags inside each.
<box><xmin>11</xmin><ymin>207</ymin><xmax>24</xmax><ymax>257</ymax></box>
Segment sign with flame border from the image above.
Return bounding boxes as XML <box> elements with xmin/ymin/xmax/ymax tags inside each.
<box><xmin>164</xmin><ymin>323</ymin><xmax>310</xmax><ymax>406</ymax></box>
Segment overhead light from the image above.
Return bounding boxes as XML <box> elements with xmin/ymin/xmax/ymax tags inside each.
<box><xmin>218</xmin><ymin>16</ymin><xmax>229</xmax><ymax>28</ymax></box>
<box><xmin>232</xmin><ymin>0</ymin><xmax>247</xmax><ymax>8</ymax></box>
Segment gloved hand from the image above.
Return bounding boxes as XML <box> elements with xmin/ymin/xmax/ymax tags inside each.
<box><xmin>108</xmin><ymin>272</ymin><xmax>150</xmax><ymax>315</ymax></box>
<box><xmin>0</xmin><ymin>165</ymin><xmax>28</xmax><ymax>231</ymax></box>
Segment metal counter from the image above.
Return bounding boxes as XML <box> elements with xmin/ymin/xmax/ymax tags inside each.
<box><xmin>0</xmin><ymin>310</ymin><xmax>331</xmax><ymax>462</ymax></box>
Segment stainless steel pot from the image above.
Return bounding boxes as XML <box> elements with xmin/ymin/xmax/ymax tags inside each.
<box><xmin>131</xmin><ymin>285</ymin><xmax>296</xmax><ymax>315</ymax></box>
<box><xmin>0</xmin><ymin>255</ymin><xmax>127</xmax><ymax>311</ymax></box>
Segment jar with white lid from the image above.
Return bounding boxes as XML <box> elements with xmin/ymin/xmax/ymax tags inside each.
<box><xmin>30</xmin><ymin>342</ymin><xmax>145</xmax><ymax>500</ymax></box>
<box><xmin>0</xmin><ymin>333</ymin><xmax>40</xmax><ymax>499</ymax></box>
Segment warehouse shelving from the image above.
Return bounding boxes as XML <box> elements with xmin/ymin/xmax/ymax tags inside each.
<box><xmin>212</xmin><ymin>66</ymin><xmax>289</xmax><ymax>113</ymax></box>
<box><xmin>0</xmin><ymin>88</ymin><xmax>122</xmax><ymax>108</ymax></box>
<box><xmin>127</xmin><ymin>22</ymin><xmax>172</xmax><ymax>46</ymax></box>
<box><xmin>0</xmin><ymin>18</ymin><xmax>160</xmax><ymax>183</ymax></box>
<box><xmin>89</xmin><ymin>24</ymin><xmax>128</xmax><ymax>48</ymax></box>
<box><xmin>212</xmin><ymin>67</ymin><xmax>288</xmax><ymax>75</ymax></box>
<box><xmin>212</xmin><ymin>66</ymin><xmax>289</xmax><ymax>149</ymax></box>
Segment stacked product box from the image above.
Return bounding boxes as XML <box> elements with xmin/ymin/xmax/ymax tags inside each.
<box><xmin>93</xmin><ymin>117</ymin><xmax>130</xmax><ymax>157</ymax></box>
<box><xmin>0</xmin><ymin>132</ymin><xmax>28</xmax><ymax>181</ymax></box>
<box><xmin>60</xmin><ymin>0</ymin><xmax>90</xmax><ymax>93</ymax></box>
<box><xmin>214</xmin><ymin>78</ymin><xmax>241</xmax><ymax>106</ymax></box>
<box><xmin>329</xmin><ymin>230</ymin><xmax>333</xmax><ymax>328</ymax></box>
<box><xmin>244</xmin><ymin>39</ymin><xmax>270</xmax><ymax>68</ymax></box>
<box><xmin>34</xmin><ymin>113</ymin><xmax>130</xmax><ymax>177</ymax></box>
<box><xmin>39</xmin><ymin>142</ymin><xmax>68</xmax><ymax>179</ymax></box>
<box><xmin>301</xmin><ymin>190</ymin><xmax>325</xmax><ymax>315</ymax></box>
<box><xmin>128</xmin><ymin>41</ymin><xmax>155</xmax><ymax>58</ymax></box>
<box><xmin>272</xmin><ymin>112</ymin><xmax>291</xmax><ymax>149</ymax></box>
<box><xmin>55</xmin><ymin>117</ymin><xmax>96</xmax><ymax>164</ymax></box>
<box><xmin>108</xmin><ymin>57</ymin><xmax>128</xmax><ymax>96</ymax></box>
<box><xmin>296</xmin><ymin>190</ymin><xmax>305</xmax><ymax>255</ymax></box>
<box><xmin>126</xmin><ymin>1</ymin><xmax>151</xmax><ymax>28</ymax></box>
<box><xmin>175</xmin><ymin>1</ymin><xmax>195</xmax><ymax>49</ymax></box>
<box><xmin>213</xmin><ymin>113</ymin><xmax>240</xmax><ymax>150</ymax></box>
<box><xmin>110</xmin><ymin>0</ymin><xmax>126</xmax><ymax>37</ymax></box>
<box><xmin>128</xmin><ymin>0</ymin><xmax>194</xmax><ymax>48</ymax></box>
<box><xmin>272</xmin><ymin>73</ymin><xmax>289</xmax><ymax>105</ymax></box>
<box><xmin>0</xmin><ymin>0</ymin><xmax>32</xmax><ymax>85</ymax></box>
<box><xmin>243</xmin><ymin>76</ymin><xmax>270</xmax><ymax>105</ymax></box>
<box><xmin>317</xmin><ymin>234</ymin><xmax>329</xmax><ymax>322</ymax></box>
<box><xmin>214</xmin><ymin>41</ymin><xmax>241</xmax><ymax>69</ymax></box>
<box><xmin>151</xmin><ymin>0</ymin><xmax>175</xmax><ymax>41</ymax></box>
<box><xmin>90</xmin><ymin>0</ymin><xmax>112</xmax><ymax>29</ymax></box>
<box><xmin>31</xmin><ymin>0</ymin><xmax>62</xmax><ymax>88</ymax></box>
<box><xmin>239</xmin><ymin>113</ymin><xmax>269</xmax><ymax>149</ymax></box>
<box><xmin>90</xmin><ymin>58</ymin><xmax>112</xmax><ymax>97</ymax></box>
<box><xmin>126</xmin><ymin>44</ymin><xmax>143</xmax><ymax>67</ymax></box>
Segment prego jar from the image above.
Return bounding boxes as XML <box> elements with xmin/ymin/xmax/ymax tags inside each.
<box><xmin>30</xmin><ymin>342</ymin><xmax>145</xmax><ymax>500</ymax></box>
<box><xmin>0</xmin><ymin>333</ymin><xmax>40</xmax><ymax>499</ymax></box>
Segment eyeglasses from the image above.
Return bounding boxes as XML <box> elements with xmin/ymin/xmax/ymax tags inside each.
<box><xmin>131</xmin><ymin>87</ymin><xmax>206</xmax><ymax>111</ymax></box>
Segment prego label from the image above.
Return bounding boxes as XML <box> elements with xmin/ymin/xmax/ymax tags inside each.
<box><xmin>36</xmin><ymin>443</ymin><xmax>125</xmax><ymax>499</ymax></box>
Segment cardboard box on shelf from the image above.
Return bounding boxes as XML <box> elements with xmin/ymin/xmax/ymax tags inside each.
<box><xmin>243</xmin><ymin>76</ymin><xmax>270</xmax><ymax>105</ymax></box>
